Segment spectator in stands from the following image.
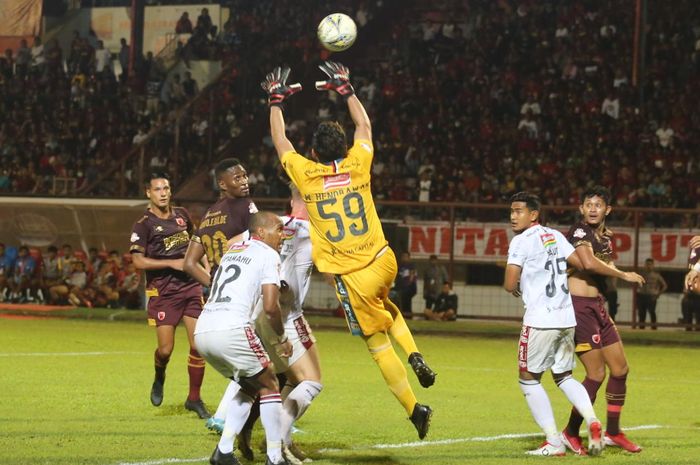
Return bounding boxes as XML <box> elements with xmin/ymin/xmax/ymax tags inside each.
<box><xmin>182</xmin><ymin>71</ymin><xmax>198</xmax><ymax>99</ymax></box>
<box><xmin>15</xmin><ymin>39</ymin><xmax>31</xmax><ymax>77</ymax></box>
<box><xmin>423</xmin><ymin>254</ymin><xmax>448</xmax><ymax>315</ymax></box>
<box><xmin>42</xmin><ymin>246</ymin><xmax>62</xmax><ymax>304</ymax></box>
<box><xmin>8</xmin><ymin>246</ymin><xmax>37</xmax><ymax>303</ymax></box>
<box><xmin>58</xmin><ymin>244</ymin><xmax>76</xmax><ymax>281</ymax></box>
<box><xmin>424</xmin><ymin>281</ymin><xmax>458</xmax><ymax>321</ymax></box>
<box><xmin>94</xmin><ymin>40</ymin><xmax>112</xmax><ymax>76</ymax></box>
<box><xmin>118</xmin><ymin>38</ymin><xmax>129</xmax><ymax>82</ymax></box>
<box><xmin>0</xmin><ymin>243</ymin><xmax>15</xmax><ymax>302</ymax></box>
<box><xmin>119</xmin><ymin>262</ymin><xmax>141</xmax><ymax>309</ymax></box>
<box><xmin>176</xmin><ymin>12</ymin><xmax>193</xmax><ymax>34</ymax></box>
<box><xmin>90</xmin><ymin>261</ymin><xmax>120</xmax><ymax>308</ymax></box>
<box><xmin>196</xmin><ymin>8</ymin><xmax>213</xmax><ymax>34</ymax></box>
<box><xmin>0</xmin><ymin>49</ymin><xmax>14</xmax><ymax>82</ymax></box>
<box><xmin>50</xmin><ymin>259</ymin><xmax>90</xmax><ymax>307</ymax></box>
<box><xmin>637</xmin><ymin>258</ymin><xmax>668</xmax><ymax>329</ymax></box>
<box><xmin>395</xmin><ymin>252</ymin><xmax>418</xmax><ymax>318</ymax></box>
<box><xmin>30</xmin><ymin>36</ymin><xmax>45</xmax><ymax>74</ymax></box>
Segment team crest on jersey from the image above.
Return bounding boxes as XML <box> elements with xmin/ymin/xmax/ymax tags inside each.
<box><xmin>155</xmin><ymin>226</ymin><xmax>164</xmax><ymax>232</ymax></box>
<box><xmin>157</xmin><ymin>311</ymin><xmax>166</xmax><ymax>321</ymax></box>
<box><xmin>573</xmin><ymin>228</ymin><xmax>587</xmax><ymax>239</ymax></box>
<box><xmin>323</xmin><ymin>173</ymin><xmax>351</xmax><ymax>191</ymax></box>
<box><xmin>130</xmin><ymin>233</ymin><xmax>140</xmax><ymax>242</ymax></box>
<box><xmin>175</xmin><ymin>217</ymin><xmax>186</xmax><ymax>227</ymax></box>
<box><xmin>249</xmin><ymin>202</ymin><xmax>258</xmax><ymax>214</ymax></box>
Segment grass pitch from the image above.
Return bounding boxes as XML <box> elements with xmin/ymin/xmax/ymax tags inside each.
<box><xmin>0</xmin><ymin>316</ymin><xmax>699</xmax><ymax>465</ymax></box>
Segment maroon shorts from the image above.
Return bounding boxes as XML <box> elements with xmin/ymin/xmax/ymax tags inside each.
<box><xmin>147</xmin><ymin>284</ymin><xmax>203</xmax><ymax>327</ymax></box>
<box><xmin>571</xmin><ymin>295</ymin><xmax>621</xmax><ymax>353</ymax></box>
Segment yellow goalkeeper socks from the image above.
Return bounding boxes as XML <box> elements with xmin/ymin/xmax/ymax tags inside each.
<box><xmin>365</xmin><ymin>331</ymin><xmax>417</xmax><ymax>416</ymax></box>
<box><xmin>385</xmin><ymin>300</ymin><xmax>419</xmax><ymax>356</ymax></box>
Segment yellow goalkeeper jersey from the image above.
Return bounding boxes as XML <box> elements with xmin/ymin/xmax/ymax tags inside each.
<box><xmin>281</xmin><ymin>139</ymin><xmax>387</xmax><ymax>274</ymax></box>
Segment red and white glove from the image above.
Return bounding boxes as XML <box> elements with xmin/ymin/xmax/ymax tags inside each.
<box><xmin>260</xmin><ymin>66</ymin><xmax>302</xmax><ymax>107</ymax></box>
<box><xmin>315</xmin><ymin>61</ymin><xmax>355</xmax><ymax>99</ymax></box>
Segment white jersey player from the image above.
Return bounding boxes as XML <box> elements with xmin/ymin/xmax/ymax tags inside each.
<box><xmin>254</xmin><ymin>187</ymin><xmax>322</xmax><ymax>464</ymax></box>
<box><xmin>194</xmin><ymin>212</ymin><xmax>291</xmax><ymax>465</ymax></box>
<box><xmin>503</xmin><ymin>192</ymin><xmax>603</xmax><ymax>457</ymax></box>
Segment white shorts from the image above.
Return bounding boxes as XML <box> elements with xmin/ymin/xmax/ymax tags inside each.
<box><xmin>194</xmin><ymin>325</ymin><xmax>270</xmax><ymax>381</ymax></box>
<box><xmin>518</xmin><ymin>326</ymin><xmax>576</xmax><ymax>374</ymax></box>
<box><xmin>256</xmin><ymin>314</ymin><xmax>316</xmax><ymax>374</ymax></box>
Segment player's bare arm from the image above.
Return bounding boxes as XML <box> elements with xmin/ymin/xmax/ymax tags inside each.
<box><xmin>573</xmin><ymin>243</ymin><xmax>644</xmax><ymax>284</ymax></box>
<box><xmin>131</xmin><ymin>252</ymin><xmax>184</xmax><ymax>272</ymax></box>
<box><xmin>262</xmin><ymin>282</ymin><xmax>292</xmax><ymax>358</ymax></box>
<box><xmin>261</xmin><ymin>66</ymin><xmax>301</xmax><ymax>159</ymax></box>
<box><xmin>183</xmin><ymin>241</ymin><xmax>211</xmax><ymax>287</ymax></box>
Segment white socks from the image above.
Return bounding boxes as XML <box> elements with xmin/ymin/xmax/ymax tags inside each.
<box><xmin>280</xmin><ymin>381</ymin><xmax>323</xmax><ymax>444</ymax></box>
<box><xmin>260</xmin><ymin>392</ymin><xmax>284</xmax><ymax>463</ymax></box>
<box><xmin>519</xmin><ymin>379</ymin><xmax>562</xmax><ymax>446</ymax></box>
<box><xmin>214</xmin><ymin>380</ymin><xmax>241</xmax><ymax>420</ymax></box>
<box><xmin>557</xmin><ymin>375</ymin><xmax>598</xmax><ymax>425</ymax></box>
<box><xmin>218</xmin><ymin>391</ymin><xmax>254</xmax><ymax>454</ymax></box>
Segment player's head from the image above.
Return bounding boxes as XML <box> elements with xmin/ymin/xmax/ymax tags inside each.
<box><xmin>215</xmin><ymin>158</ymin><xmax>249</xmax><ymax>198</ymax></box>
<box><xmin>442</xmin><ymin>281</ymin><xmax>452</xmax><ymax>293</ymax></box>
<box><xmin>311</xmin><ymin>122</ymin><xmax>347</xmax><ymax>163</ymax></box>
<box><xmin>579</xmin><ymin>185</ymin><xmax>611</xmax><ymax>226</ymax></box>
<box><xmin>47</xmin><ymin>245</ymin><xmax>57</xmax><ymax>257</ymax></box>
<box><xmin>509</xmin><ymin>191</ymin><xmax>540</xmax><ymax>233</ymax></box>
<box><xmin>645</xmin><ymin>258</ymin><xmax>655</xmax><ymax>270</ymax></box>
<box><xmin>249</xmin><ymin>211</ymin><xmax>284</xmax><ymax>252</ymax></box>
<box><xmin>288</xmin><ymin>184</ymin><xmax>308</xmax><ymax>219</ymax></box>
<box><xmin>145</xmin><ymin>172</ymin><xmax>171</xmax><ymax>210</ymax></box>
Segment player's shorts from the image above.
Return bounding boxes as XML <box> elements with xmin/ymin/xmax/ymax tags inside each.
<box><xmin>571</xmin><ymin>295</ymin><xmax>621</xmax><ymax>353</ymax></box>
<box><xmin>146</xmin><ymin>284</ymin><xmax>203</xmax><ymax>327</ymax></box>
<box><xmin>518</xmin><ymin>326</ymin><xmax>576</xmax><ymax>374</ymax></box>
<box><xmin>257</xmin><ymin>314</ymin><xmax>316</xmax><ymax>374</ymax></box>
<box><xmin>333</xmin><ymin>246</ymin><xmax>397</xmax><ymax>336</ymax></box>
<box><xmin>194</xmin><ymin>325</ymin><xmax>270</xmax><ymax>381</ymax></box>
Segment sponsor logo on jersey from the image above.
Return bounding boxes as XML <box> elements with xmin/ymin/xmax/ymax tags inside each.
<box><xmin>130</xmin><ymin>232</ymin><xmax>140</xmax><ymax>242</ymax></box>
<box><xmin>227</xmin><ymin>243</ymin><xmax>249</xmax><ymax>253</ymax></box>
<box><xmin>175</xmin><ymin>217</ymin><xmax>186</xmax><ymax>227</ymax></box>
<box><xmin>155</xmin><ymin>226</ymin><xmax>164</xmax><ymax>232</ymax></box>
<box><xmin>540</xmin><ymin>233</ymin><xmax>556</xmax><ymax>248</ymax></box>
<box><xmin>323</xmin><ymin>173</ymin><xmax>351</xmax><ymax>191</ymax></box>
<box><xmin>573</xmin><ymin>228</ymin><xmax>587</xmax><ymax>239</ymax></box>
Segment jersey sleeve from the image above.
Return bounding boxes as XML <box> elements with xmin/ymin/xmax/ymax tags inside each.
<box><xmin>260</xmin><ymin>249</ymin><xmax>281</xmax><ymax>286</ymax></box>
<box><xmin>348</xmin><ymin>139</ymin><xmax>374</xmax><ymax>170</ymax></box>
<box><xmin>280</xmin><ymin>151</ymin><xmax>316</xmax><ymax>189</ymax></box>
<box><xmin>129</xmin><ymin>218</ymin><xmax>149</xmax><ymax>254</ymax></box>
<box><xmin>568</xmin><ymin>223</ymin><xmax>595</xmax><ymax>248</ymax></box>
<box><xmin>554</xmin><ymin>230</ymin><xmax>575</xmax><ymax>259</ymax></box>
<box><xmin>507</xmin><ymin>235</ymin><xmax>526</xmax><ymax>267</ymax></box>
<box><xmin>178</xmin><ymin>207</ymin><xmax>195</xmax><ymax>235</ymax></box>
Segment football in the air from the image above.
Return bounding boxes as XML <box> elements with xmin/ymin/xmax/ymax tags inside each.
<box><xmin>317</xmin><ymin>13</ymin><xmax>357</xmax><ymax>52</ymax></box>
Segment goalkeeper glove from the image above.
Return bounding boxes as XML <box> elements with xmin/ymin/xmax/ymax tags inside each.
<box><xmin>315</xmin><ymin>61</ymin><xmax>355</xmax><ymax>99</ymax></box>
<box><xmin>260</xmin><ymin>66</ymin><xmax>302</xmax><ymax>107</ymax></box>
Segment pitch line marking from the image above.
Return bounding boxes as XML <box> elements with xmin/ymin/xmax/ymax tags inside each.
<box><xmin>115</xmin><ymin>425</ymin><xmax>666</xmax><ymax>464</ymax></box>
<box><xmin>0</xmin><ymin>351</ymin><xmax>143</xmax><ymax>357</ymax></box>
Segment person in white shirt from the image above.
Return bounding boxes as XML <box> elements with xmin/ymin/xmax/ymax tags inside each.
<box><xmin>504</xmin><ymin>192</ymin><xmax>603</xmax><ymax>457</ymax></box>
<box><xmin>194</xmin><ymin>211</ymin><xmax>291</xmax><ymax>465</ymax></box>
<box><xmin>254</xmin><ymin>186</ymin><xmax>321</xmax><ymax>464</ymax></box>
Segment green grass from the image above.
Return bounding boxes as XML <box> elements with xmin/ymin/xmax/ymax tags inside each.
<box><xmin>0</xmin><ymin>317</ymin><xmax>699</xmax><ymax>465</ymax></box>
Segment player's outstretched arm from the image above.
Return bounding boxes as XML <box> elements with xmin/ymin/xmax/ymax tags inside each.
<box><xmin>315</xmin><ymin>61</ymin><xmax>371</xmax><ymax>142</ymax></box>
<box><xmin>183</xmin><ymin>241</ymin><xmax>211</xmax><ymax>287</ymax></box>
<box><xmin>261</xmin><ymin>66</ymin><xmax>301</xmax><ymax>159</ymax></box>
<box><xmin>574</xmin><ymin>244</ymin><xmax>645</xmax><ymax>284</ymax></box>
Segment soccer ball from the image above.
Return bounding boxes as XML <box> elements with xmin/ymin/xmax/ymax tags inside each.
<box><xmin>317</xmin><ymin>13</ymin><xmax>357</xmax><ymax>52</ymax></box>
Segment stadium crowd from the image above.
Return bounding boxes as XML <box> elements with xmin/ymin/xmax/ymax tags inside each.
<box><xmin>1</xmin><ymin>1</ymin><xmax>698</xmax><ymax>229</ymax></box>
<box><xmin>0</xmin><ymin>242</ymin><xmax>142</xmax><ymax>308</ymax></box>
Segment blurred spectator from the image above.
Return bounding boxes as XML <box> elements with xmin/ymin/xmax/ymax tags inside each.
<box><xmin>422</xmin><ymin>254</ymin><xmax>448</xmax><ymax>314</ymax></box>
<box><xmin>424</xmin><ymin>281</ymin><xmax>458</xmax><ymax>321</ymax></box>
<box><xmin>395</xmin><ymin>251</ymin><xmax>417</xmax><ymax>318</ymax></box>
<box><xmin>176</xmin><ymin>12</ymin><xmax>193</xmax><ymax>34</ymax></box>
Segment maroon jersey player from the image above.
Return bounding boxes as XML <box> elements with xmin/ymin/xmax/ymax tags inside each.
<box><xmin>129</xmin><ymin>172</ymin><xmax>209</xmax><ymax>419</ymax></box>
<box><xmin>560</xmin><ymin>186</ymin><xmax>645</xmax><ymax>455</ymax></box>
<box><xmin>183</xmin><ymin>158</ymin><xmax>257</xmax><ymax>287</ymax></box>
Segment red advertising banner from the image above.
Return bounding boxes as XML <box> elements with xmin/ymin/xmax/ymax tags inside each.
<box><xmin>402</xmin><ymin>222</ymin><xmax>699</xmax><ymax>269</ymax></box>
<box><xmin>0</xmin><ymin>0</ymin><xmax>42</xmax><ymax>36</ymax></box>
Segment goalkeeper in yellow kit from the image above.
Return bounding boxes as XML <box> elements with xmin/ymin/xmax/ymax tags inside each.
<box><xmin>262</xmin><ymin>62</ymin><xmax>435</xmax><ymax>439</ymax></box>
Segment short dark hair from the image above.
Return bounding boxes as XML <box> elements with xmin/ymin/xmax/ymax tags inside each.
<box><xmin>582</xmin><ymin>185</ymin><xmax>611</xmax><ymax>205</ymax></box>
<box><xmin>48</xmin><ymin>245</ymin><xmax>58</xmax><ymax>253</ymax></box>
<box><xmin>214</xmin><ymin>158</ymin><xmax>243</xmax><ymax>180</ymax></box>
<box><xmin>146</xmin><ymin>172</ymin><xmax>169</xmax><ymax>187</ymax></box>
<box><xmin>510</xmin><ymin>191</ymin><xmax>541</xmax><ymax>212</ymax></box>
<box><xmin>312</xmin><ymin>122</ymin><xmax>347</xmax><ymax>163</ymax></box>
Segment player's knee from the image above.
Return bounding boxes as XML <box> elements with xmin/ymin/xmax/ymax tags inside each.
<box><xmin>553</xmin><ymin>372</ymin><xmax>572</xmax><ymax>386</ymax></box>
<box><xmin>610</xmin><ymin>364</ymin><xmax>629</xmax><ymax>378</ymax></box>
<box><xmin>157</xmin><ymin>345</ymin><xmax>174</xmax><ymax>359</ymax></box>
